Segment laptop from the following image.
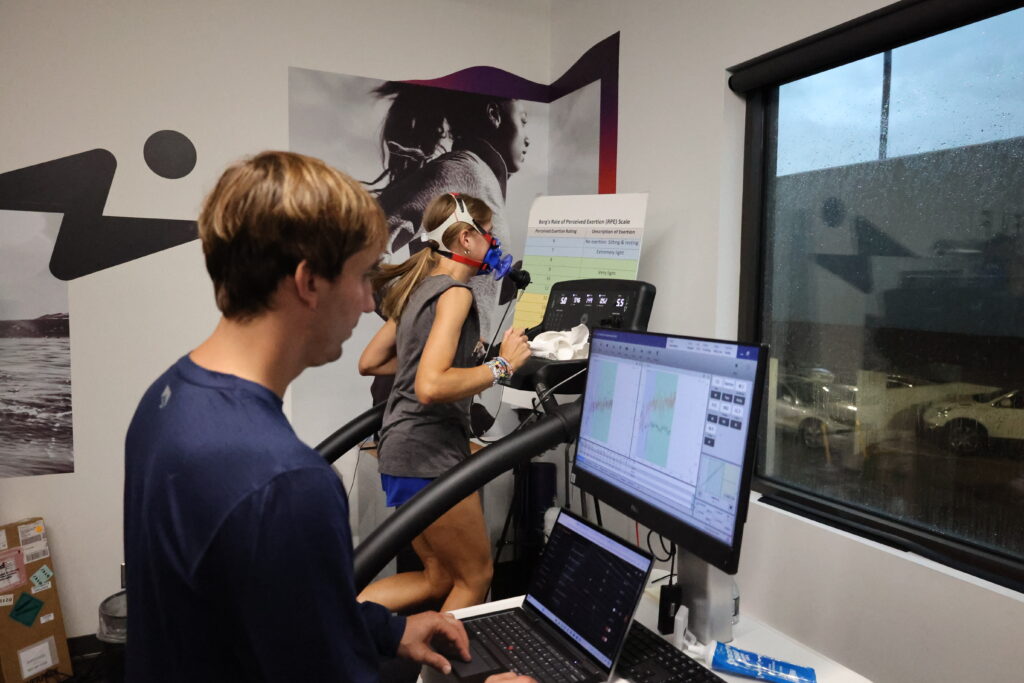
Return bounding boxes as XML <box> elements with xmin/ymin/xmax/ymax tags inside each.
<box><xmin>451</xmin><ymin>509</ymin><xmax>654</xmax><ymax>683</ymax></box>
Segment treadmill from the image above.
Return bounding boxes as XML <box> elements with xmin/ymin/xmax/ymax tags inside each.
<box><xmin>317</xmin><ymin>278</ymin><xmax>655</xmax><ymax>589</ymax></box>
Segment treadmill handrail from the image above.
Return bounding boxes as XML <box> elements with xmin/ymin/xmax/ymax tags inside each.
<box><xmin>316</xmin><ymin>401</ymin><xmax>386</xmax><ymax>465</ymax></box>
<box><xmin>353</xmin><ymin>400</ymin><xmax>581</xmax><ymax>591</ymax></box>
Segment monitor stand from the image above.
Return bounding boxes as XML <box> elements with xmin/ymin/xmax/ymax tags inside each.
<box><xmin>677</xmin><ymin>552</ymin><xmax>735</xmax><ymax>644</ymax></box>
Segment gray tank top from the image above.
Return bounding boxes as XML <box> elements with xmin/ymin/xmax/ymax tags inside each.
<box><xmin>377</xmin><ymin>275</ymin><xmax>482</xmax><ymax>478</ymax></box>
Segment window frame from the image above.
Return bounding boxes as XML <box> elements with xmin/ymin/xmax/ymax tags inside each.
<box><xmin>730</xmin><ymin>0</ymin><xmax>1024</xmax><ymax>593</ymax></box>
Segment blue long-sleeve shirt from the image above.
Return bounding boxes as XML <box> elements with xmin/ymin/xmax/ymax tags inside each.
<box><xmin>124</xmin><ymin>356</ymin><xmax>404</xmax><ymax>682</ymax></box>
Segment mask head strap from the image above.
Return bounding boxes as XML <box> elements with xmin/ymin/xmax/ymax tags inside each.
<box><xmin>421</xmin><ymin>193</ymin><xmax>480</xmax><ymax>246</ymax></box>
<box><xmin>449</xmin><ymin>251</ymin><xmax>486</xmax><ymax>269</ymax></box>
<box><xmin>422</xmin><ymin>193</ymin><xmax>505</xmax><ymax>274</ymax></box>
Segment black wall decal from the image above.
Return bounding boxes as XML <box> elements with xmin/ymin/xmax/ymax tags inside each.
<box><xmin>854</xmin><ymin>216</ymin><xmax>915</xmax><ymax>257</ymax></box>
<box><xmin>813</xmin><ymin>211</ymin><xmax>916</xmax><ymax>293</ymax></box>
<box><xmin>0</xmin><ymin>140</ymin><xmax>198</xmax><ymax>280</ymax></box>
<box><xmin>815</xmin><ymin>253</ymin><xmax>874</xmax><ymax>293</ymax></box>
<box><xmin>144</xmin><ymin>130</ymin><xmax>198</xmax><ymax>179</ymax></box>
<box><xmin>821</xmin><ymin>196</ymin><xmax>846</xmax><ymax>228</ymax></box>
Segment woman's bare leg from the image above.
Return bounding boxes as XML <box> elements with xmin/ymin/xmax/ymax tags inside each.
<box><xmin>420</xmin><ymin>492</ymin><xmax>493</xmax><ymax>611</ymax></box>
<box><xmin>357</xmin><ymin>529</ymin><xmax>453</xmax><ymax>612</ymax></box>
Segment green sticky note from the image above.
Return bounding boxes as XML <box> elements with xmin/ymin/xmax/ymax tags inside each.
<box><xmin>30</xmin><ymin>565</ymin><xmax>53</xmax><ymax>588</ymax></box>
<box><xmin>9</xmin><ymin>592</ymin><xmax>43</xmax><ymax>627</ymax></box>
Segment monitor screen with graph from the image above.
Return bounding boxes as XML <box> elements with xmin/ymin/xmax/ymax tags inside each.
<box><xmin>572</xmin><ymin>329</ymin><xmax>767</xmax><ymax>574</ymax></box>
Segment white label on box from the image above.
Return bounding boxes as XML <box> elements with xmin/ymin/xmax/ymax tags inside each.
<box><xmin>0</xmin><ymin>549</ymin><xmax>24</xmax><ymax>590</ymax></box>
<box><xmin>31</xmin><ymin>581</ymin><xmax>52</xmax><ymax>594</ymax></box>
<box><xmin>0</xmin><ymin>593</ymin><xmax>13</xmax><ymax>607</ymax></box>
<box><xmin>24</xmin><ymin>545</ymin><xmax>50</xmax><ymax>564</ymax></box>
<box><xmin>0</xmin><ymin>528</ymin><xmax>7</xmax><ymax>551</ymax></box>
<box><xmin>18</xmin><ymin>522</ymin><xmax>50</xmax><ymax>564</ymax></box>
<box><xmin>40</xmin><ymin>612</ymin><xmax>54</xmax><ymax>624</ymax></box>
<box><xmin>18</xmin><ymin>635</ymin><xmax>58</xmax><ymax>679</ymax></box>
<box><xmin>17</xmin><ymin>522</ymin><xmax>45</xmax><ymax>546</ymax></box>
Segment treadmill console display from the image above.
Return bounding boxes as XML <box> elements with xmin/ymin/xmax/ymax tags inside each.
<box><xmin>539</xmin><ymin>279</ymin><xmax>655</xmax><ymax>335</ymax></box>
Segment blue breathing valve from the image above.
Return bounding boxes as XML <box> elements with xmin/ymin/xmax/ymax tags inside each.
<box><xmin>481</xmin><ymin>236</ymin><xmax>513</xmax><ymax>280</ymax></box>
<box><xmin>486</xmin><ymin>251</ymin><xmax>513</xmax><ymax>280</ymax></box>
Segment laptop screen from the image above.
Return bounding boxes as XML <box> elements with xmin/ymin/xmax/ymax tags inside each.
<box><xmin>523</xmin><ymin>510</ymin><xmax>653</xmax><ymax>670</ymax></box>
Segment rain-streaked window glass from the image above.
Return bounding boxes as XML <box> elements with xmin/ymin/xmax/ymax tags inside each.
<box><xmin>761</xmin><ymin>8</ymin><xmax>1024</xmax><ymax>567</ymax></box>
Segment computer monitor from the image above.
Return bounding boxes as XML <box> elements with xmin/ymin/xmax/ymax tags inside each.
<box><xmin>572</xmin><ymin>329</ymin><xmax>767</xmax><ymax>575</ymax></box>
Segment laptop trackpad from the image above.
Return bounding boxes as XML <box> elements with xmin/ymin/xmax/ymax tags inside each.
<box><xmin>451</xmin><ymin>640</ymin><xmax>503</xmax><ymax>679</ymax></box>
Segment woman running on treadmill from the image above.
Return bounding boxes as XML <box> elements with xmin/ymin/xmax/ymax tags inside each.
<box><xmin>358</xmin><ymin>192</ymin><xmax>531</xmax><ymax>612</ymax></box>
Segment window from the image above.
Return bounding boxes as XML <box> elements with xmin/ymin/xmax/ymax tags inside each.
<box><xmin>731</xmin><ymin>0</ymin><xmax>1024</xmax><ymax>591</ymax></box>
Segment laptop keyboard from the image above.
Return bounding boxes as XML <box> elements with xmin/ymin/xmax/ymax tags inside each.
<box><xmin>617</xmin><ymin>621</ymin><xmax>726</xmax><ymax>683</ymax></box>
<box><xmin>468</xmin><ymin>611</ymin><xmax>592</xmax><ymax>683</ymax></box>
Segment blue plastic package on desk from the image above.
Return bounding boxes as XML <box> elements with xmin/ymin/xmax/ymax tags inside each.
<box><xmin>708</xmin><ymin>641</ymin><xmax>817</xmax><ymax>682</ymax></box>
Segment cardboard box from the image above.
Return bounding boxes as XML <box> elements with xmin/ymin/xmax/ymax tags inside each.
<box><xmin>0</xmin><ymin>517</ymin><xmax>72</xmax><ymax>682</ymax></box>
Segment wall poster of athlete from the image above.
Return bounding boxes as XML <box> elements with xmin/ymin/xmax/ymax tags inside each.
<box><xmin>289</xmin><ymin>33</ymin><xmax>620</xmax><ymax>345</ymax></box>
<box><xmin>288</xmin><ymin>35</ymin><xmax>620</xmax><ymax>436</ymax></box>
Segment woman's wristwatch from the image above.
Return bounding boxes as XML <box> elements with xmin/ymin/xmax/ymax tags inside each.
<box><xmin>485</xmin><ymin>356</ymin><xmax>513</xmax><ymax>384</ymax></box>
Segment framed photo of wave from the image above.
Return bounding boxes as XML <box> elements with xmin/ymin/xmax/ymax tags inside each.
<box><xmin>0</xmin><ymin>210</ymin><xmax>73</xmax><ymax>478</ymax></box>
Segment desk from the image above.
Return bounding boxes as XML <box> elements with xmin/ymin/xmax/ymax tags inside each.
<box><xmin>421</xmin><ymin>581</ymin><xmax>870</xmax><ymax>683</ymax></box>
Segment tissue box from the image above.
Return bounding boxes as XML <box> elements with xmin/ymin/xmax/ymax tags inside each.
<box><xmin>0</xmin><ymin>517</ymin><xmax>72</xmax><ymax>682</ymax></box>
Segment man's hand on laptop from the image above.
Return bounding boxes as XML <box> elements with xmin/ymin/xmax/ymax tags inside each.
<box><xmin>398</xmin><ymin>611</ymin><xmax>471</xmax><ymax>674</ymax></box>
<box><xmin>397</xmin><ymin>612</ymin><xmax>536</xmax><ymax>681</ymax></box>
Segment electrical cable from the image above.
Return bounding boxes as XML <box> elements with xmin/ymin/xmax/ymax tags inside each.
<box><xmin>484</xmin><ymin>288</ymin><xmax>526</xmax><ymax>357</ymax></box>
<box><xmin>471</xmin><ymin>398</ymin><xmax>505</xmax><ymax>442</ymax></box>
<box><xmin>477</xmin><ymin>366</ymin><xmax>587</xmax><ymax>444</ymax></box>
<box><xmin>659</xmin><ymin>533</ymin><xmax>674</xmax><ymax>558</ymax></box>
<box><xmin>344</xmin><ymin>436</ymin><xmax>376</xmax><ymax>498</ymax></box>
<box><xmin>646</xmin><ymin>528</ymin><xmax>676</xmax><ymax>563</ymax></box>
<box><xmin>563</xmin><ymin>441</ymin><xmax>573</xmax><ymax>511</ymax></box>
<box><xmin>472</xmin><ymin>288</ymin><xmax>526</xmax><ymax>441</ymax></box>
<box><xmin>670</xmin><ymin>543</ymin><xmax>677</xmax><ymax>586</ymax></box>
<box><xmin>473</xmin><ymin>403</ymin><xmax>517</xmax><ymax>445</ymax></box>
<box><xmin>531</xmin><ymin>367</ymin><xmax>587</xmax><ymax>411</ymax></box>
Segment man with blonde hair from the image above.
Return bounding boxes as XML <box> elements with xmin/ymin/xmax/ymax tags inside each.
<box><xmin>123</xmin><ymin>151</ymin><xmax>531</xmax><ymax>683</ymax></box>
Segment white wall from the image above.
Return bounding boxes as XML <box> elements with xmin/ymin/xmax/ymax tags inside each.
<box><xmin>549</xmin><ymin>1</ymin><xmax>1024</xmax><ymax>682</ymax></box>
<box><xmin>0</xmin><ymin>0</ymin><xmax>550</xmax><ymax>636</ymax></box>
